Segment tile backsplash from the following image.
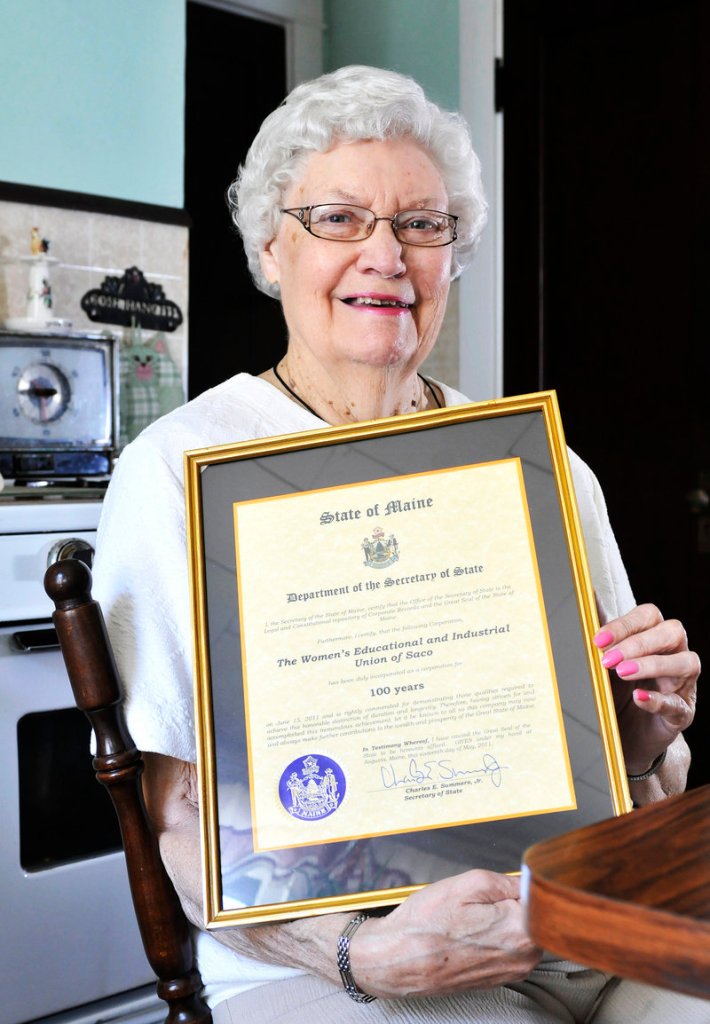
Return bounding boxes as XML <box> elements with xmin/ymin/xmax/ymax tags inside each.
<box><xmin>0</xmin><ymin>198</ymin><xmax>188</xmax><ymax>390</ymax></box>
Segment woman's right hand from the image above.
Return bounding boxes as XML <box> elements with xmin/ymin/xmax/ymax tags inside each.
<box><xmin>349</xmin><ymin>869</ymin><xmax>542</xmax><ymax>998</ymax></box>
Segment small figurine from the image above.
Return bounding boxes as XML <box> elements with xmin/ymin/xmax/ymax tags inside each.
<box><xmin>30</xmin><ymin>227</ymin><xmax>50</xmax><ymax>255</ymax></box>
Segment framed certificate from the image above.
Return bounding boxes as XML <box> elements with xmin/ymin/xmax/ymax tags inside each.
<box><xmin>185</xmin><ymin>391</ymin><xmax>631</xmax><ymax>929</ymax></box>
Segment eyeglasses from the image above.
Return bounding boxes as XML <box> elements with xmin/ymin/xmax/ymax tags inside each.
<box><xmin>281</xmin><ymin>204</ymin><xmax>458</xmax><ymax>247</ymax></box>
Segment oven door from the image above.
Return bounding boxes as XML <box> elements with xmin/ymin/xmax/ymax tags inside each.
<box><xmin>0</xmin><ymin>626</ymin><xmax>158</xmax><ymax>1024</ymax></box>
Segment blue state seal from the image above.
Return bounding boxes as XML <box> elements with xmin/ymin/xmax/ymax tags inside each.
<box><xmin>279</xmin><ymin>754</ymin><xmax>345</xmax><ymax>821</ymax></box>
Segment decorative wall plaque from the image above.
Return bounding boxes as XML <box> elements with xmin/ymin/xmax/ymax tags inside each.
<box><xmin>81</xmin><ymin>266</ymin><xmax>183</xmax><ymax>332</ymax></box>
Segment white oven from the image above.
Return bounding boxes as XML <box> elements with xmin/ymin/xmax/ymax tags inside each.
<box><xmin>0</xmin><ymin>496</ymin><xmax>162</xmax><ymax>1024</ymax></box>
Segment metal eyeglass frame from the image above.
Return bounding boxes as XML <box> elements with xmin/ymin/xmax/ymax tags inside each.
<box><xmin>280</xmin><ymin>205</ymin><xmax>458</xmax><ymax>247</ymax></box>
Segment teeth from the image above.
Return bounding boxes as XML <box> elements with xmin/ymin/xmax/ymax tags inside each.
<box><xmin>348</xmin><ymin>297</ymin><xmax>409</xmax><ymax>308</ymax></box>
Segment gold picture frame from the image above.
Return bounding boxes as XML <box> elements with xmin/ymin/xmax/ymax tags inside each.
<box><xmin>185</xmin><ymin>391</ymin><xmax>630</xmax><ymax>929</ymax></box>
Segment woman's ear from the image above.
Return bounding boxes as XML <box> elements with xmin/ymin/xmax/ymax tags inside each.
<box><xmin>260</xmin><ymin>239</ymin><xmax>280</xmax><ymax>285</ymax></box>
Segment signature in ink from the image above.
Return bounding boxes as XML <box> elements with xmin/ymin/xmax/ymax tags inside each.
<box><xmin>379</xmin><ymin>752</ymin><xmax>507</xmax><ymax>789</ymax></box>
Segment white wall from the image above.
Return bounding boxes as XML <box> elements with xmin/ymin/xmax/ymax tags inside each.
<box><xmin>458</xmin><ymin>0</ymin><xmax>503</xmax><ymax>401</ymax></box>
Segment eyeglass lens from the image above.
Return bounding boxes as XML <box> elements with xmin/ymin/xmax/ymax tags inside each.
<box><xmin>306</xmin><ymin>205</ymin><xmax>456</xmax><ymax>246</ymax></box>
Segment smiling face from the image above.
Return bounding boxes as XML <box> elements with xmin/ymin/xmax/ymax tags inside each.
<box><xmin>260</xmin><ymin>137</ymin><xmax>453</xmax><ymax>380</ymax></box>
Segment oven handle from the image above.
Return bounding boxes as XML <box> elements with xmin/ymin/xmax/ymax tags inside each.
<box><xmin>12</xmin><ymin>625</ymin><xmax>60</xmax><ymax>651</ymax></box>
<box><xmin>47</xmin><ymin>536</ymin><xmax>95</xmax><ymax>568</ymax></box>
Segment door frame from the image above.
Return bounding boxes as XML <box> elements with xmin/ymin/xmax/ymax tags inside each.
<box><xmin>191</xmin><ymin>0</ymin><xmax>324</xmax><ymax>86</ymax></box>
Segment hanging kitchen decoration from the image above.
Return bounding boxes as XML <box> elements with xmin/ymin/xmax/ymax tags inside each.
<box><xmin>117</xmin><ymin>320</ymin><xmax>185</xmax><ymax>446</ymax></box>
<box><xmin>81</xmin><ymin>266</ymin><xmax>183</xmax><ymax>332</ymax></box>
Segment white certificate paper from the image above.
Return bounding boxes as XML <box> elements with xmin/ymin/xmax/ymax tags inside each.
<box><xmin>233</xmin><ymin>458</ymin><xmax>576</xmax><ymax>852</ymax></box>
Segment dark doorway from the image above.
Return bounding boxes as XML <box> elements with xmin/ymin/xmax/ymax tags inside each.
<box><xmin>503</xmin><ymin>0</ymin><xmax>710</xmax><ymax>787</ymax></box>
<box><xmin>185</xmin><ymin>1</ymin><xmax>288</xmax><ymax>399</ymax></box>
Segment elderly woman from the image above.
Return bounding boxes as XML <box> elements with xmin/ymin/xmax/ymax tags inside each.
<box><xmin>93</xmin><ymin>66</ymin><xmax>702</xmax><ymax>1023</ymax></box>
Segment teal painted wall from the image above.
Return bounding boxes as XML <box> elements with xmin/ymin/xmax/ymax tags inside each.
<box><xmin>324</xmin><ymin>0</ymin><xmax>459</xmax><ymax>110</ymax></box>
<box><xmin>0</xmin><ymin>2</ymin><xmax>457</xmax><ymax>208</ymax></box>
<box><xmin>0</xmin><ymin>0</ymin><xmax>185</xmax><ymax>206</ymax></box>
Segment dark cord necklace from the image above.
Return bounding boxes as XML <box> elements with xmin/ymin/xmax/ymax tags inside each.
<box><xmin>272</xmin><ymin>362</ymin><xmax>321</xmax><ymax>418</ymax></box>
<box><xmin>419</xmin><ymin>374</ymin><xmax>443</xmax><ymax>408</ymax></box>
<box><xmin>272</xmin><ymin>363</ymin><xmax>443</xmax><ymax>419</ymax></box>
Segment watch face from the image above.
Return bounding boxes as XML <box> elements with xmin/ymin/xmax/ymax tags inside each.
<box><xmin>0</xmin><ymin>335</ymin><xmax>115</xmax><ymax>449</ymax></box>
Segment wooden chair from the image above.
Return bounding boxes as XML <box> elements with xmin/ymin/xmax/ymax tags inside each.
<box><xmin>44</xmin><ymin>559</ymin><xmax>212</xmax><ymax>1024</ymax></box>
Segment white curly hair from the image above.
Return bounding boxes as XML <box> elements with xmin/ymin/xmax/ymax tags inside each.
<box><xmin>228</xmin><ymin>65</ymin><xmax>488</xmax><ymax>298</ymax></box>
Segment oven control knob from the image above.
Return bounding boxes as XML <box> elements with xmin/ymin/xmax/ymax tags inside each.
<box><xmin>47</xmin><ymin>537</ymin><xmax>95</xmax><ymax>569</ymax></box>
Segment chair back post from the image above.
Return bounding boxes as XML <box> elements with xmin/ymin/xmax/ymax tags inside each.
<box><xmin>44</xmin><ymin>559</ymin><xmax>212</xmax><ymax>1024</ymax></box>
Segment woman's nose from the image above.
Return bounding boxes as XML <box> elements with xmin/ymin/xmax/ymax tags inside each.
<box><xmin>355</xmin><ymin>219</ymin><xmax>406</xmax><ymax>278</ymax></box>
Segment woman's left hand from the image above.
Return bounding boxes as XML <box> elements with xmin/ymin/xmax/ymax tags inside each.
<box><xmin>593</xmin><ymin>604</ymin><xmax>699</xmax><ymax>778</ymax></box>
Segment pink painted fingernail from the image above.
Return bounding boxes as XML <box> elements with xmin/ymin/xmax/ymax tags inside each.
<box><xmin>594</xmin><ymin>629</ymin><xmax>614</xmax><ymax>648</ymax></box>
<box><xmin>635</xmin><ymin>689</ymin><xmax>651</xmax><ymax>702</ymax></box>
<box><xmin>601</xmin><ymin>649</ymin><xmax>624</xmax><ymax>669</ymax></box>
<box><xmin>617</xmin><ymin>660</ymin><xmax>640</xmax><ymax>677</ymax></box>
